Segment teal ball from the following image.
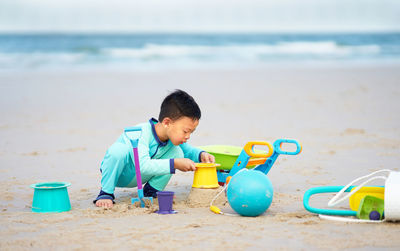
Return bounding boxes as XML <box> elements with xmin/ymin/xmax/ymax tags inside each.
<box><xmin>226</xmin><ymin>169</ymin><xmax>273</xmax><ymax>217</ymax></box>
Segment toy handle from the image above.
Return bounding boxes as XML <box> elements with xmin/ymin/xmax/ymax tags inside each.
<box><xmin>243</xmin><ymin>141</ymin><xmax>273</xmax><ymax>158</ymax></box>
<box><xmin>124</xmin><ymin>127</ymin><xmax>142</xmax><ymax>148</ymax></box>
<box><xmin>133</xmin><ymin>146</ymin><xmax>143</xmax><ymax>190</ymax></box>
<box><xmin>274</xmin><ymin>139</ymin><xmax>302</xmax><ymax>155</ymax></box>
<box><xmin>327</xmin><ymin>169</ymin><xmax>390</xmax><ymax>207</ymax></box>
<box><xmin>123</xmin><ymin>126</ymin><xmax>143</xmax><ymax>189</ymax></box>
<box><xmin>303</xmin><ymin>186</ymin><xmax>356</xmax><ymax>216</ymax></box>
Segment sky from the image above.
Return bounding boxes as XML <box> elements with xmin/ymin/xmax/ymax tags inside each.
<box><xmin>0</xmin><ymin>0</ymin><xmax>399</xmax><ymax>33</ymax></box>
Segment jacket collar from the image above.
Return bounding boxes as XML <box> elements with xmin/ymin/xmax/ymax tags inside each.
<box><xmin>149</xmin><ymin>118</ymin><xmax>168</xmax><ymax>146</ymax></box>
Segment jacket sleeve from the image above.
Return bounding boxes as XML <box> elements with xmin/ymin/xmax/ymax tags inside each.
<box><xmin>179</xmin><ymin>143</ymin><xmax>204</xmax><ymax>163</ymax></box>
<box><xmin>136</xmin><ymin>129</ymin><xmax>175</xmax><ymax>176</ymax></box>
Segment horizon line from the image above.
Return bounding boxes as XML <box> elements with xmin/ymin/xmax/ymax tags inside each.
<box><xmin>0</xmin><ymin>30</ymin><xmax>400</xmax><ymax>35</ymax></box>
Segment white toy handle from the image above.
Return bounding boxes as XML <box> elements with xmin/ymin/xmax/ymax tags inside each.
<box><xmin>319</xmin><ymin>214</ymin><xmax>384</xmax><ymax>223</ymax></box>
<box><xmin>328</xmin><ymin>169</ymin><xmax>391</xmax><ymax>207</ymax></box>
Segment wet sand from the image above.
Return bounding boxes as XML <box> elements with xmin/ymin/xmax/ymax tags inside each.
<box><xmin>1</xmin><ymin>65</ymin><xmax>400</xmax><ymax>250</ymax></box>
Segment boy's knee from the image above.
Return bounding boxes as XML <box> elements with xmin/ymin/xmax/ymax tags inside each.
<box><xmin>107</xmin><ymin>143</ymin><xmax>131</xmax><ymax>162</ymax></box>
<box><xmin>100</xmin><ymin>143</ymin><xmax>132</xmax><ymax>174</ymax></box>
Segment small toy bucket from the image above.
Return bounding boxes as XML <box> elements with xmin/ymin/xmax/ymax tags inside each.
<box><xmin>30</xmin><ymin>182</ymin><xmax>71</xmax><ymax>213</ymax></box>
<box><xmin>192</xmin><ymin>164</ymin><xmax>219</xmax><ymax>189</ymax></box>
<box><xmin>156</xmin><ymin>191</ymin><xmax>177</xmax><ymax>214</ymax></box>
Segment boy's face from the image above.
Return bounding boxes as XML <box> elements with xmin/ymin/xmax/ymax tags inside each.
<box><xmin>164</xmin><ymin>116</ymin><xmax>199</xmax><ymax>145</ymax></box>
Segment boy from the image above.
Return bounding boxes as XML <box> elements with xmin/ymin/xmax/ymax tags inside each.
<box><xmin>94</xmin><ymin>89</ymin><xmax>215</xmax><ymax>208</ymax></box>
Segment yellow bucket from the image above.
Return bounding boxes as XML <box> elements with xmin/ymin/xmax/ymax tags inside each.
<box><xmin>192</xmin><ymin>163</ymin><xmax>220</xmax><ymax>189</ymax></box>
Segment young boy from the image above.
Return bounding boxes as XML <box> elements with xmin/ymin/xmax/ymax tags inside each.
<box><xmin>94</xmin><ymin>89</ymin><xmax>215</xmax><ymax>208</ymax></box>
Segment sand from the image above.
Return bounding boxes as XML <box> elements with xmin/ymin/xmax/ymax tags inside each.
<box><xmin>1</xmin><ymin>65</ymin><xmax>400</xmax><ymax>250</ymax></box>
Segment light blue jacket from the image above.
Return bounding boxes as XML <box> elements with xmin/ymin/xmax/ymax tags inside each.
<box><xmin>116</xmin><ymin>118</ymin><xmax>203</xmax><ymax>176</ymax></box>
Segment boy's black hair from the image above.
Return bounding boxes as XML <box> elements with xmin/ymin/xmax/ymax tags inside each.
<box><xmin>158</xmin><ymin>89</ymin><xmax>201</xmax><ymax>122</ymax></box>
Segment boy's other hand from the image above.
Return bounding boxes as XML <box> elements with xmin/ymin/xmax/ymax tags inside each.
<box><xmin>200</xmin><ymin>152</ymin><xmax>215</xmax><ymax>163</ymax></box>
<box><xmin>174</xmin><ymin>158</ymin><xmax>196</xmax><ymax>172</ymax></box>
<box><xmin>95</xmin><ymin>199</ymin><xmax>113</xmax><ymax>208</ymax></box>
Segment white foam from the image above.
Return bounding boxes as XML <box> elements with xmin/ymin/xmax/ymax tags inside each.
<box><xmin>103</xmin><ymin>41</ymin><xmax>381</xmax><ymax>60</ymax></box>
<box><xmin>0</xmin><ymin>41</ymin><xmax>386</xmax><ymax>70</ymax></box>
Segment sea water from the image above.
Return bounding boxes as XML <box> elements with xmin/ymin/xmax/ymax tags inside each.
<box><xmin>0</xmin><ymin>33</ymin><xmax>399</xmax><ymax>71</ymax></box>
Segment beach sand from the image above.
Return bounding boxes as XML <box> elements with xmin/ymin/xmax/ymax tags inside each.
<box><xmin>1</xmin><ymin>65</ymin><xmax>400</xmax><ymax>250</ymax></box>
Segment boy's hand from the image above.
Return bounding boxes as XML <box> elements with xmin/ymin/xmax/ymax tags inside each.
<box><xmin>174</xmin><ymin>158</ymin><xmax>196</xmax><ymax>172</ymax></box>
<box><xmin>200</xmin><ymin>152</ymin><xmax>215</xmax><ymax>163</ymax></box>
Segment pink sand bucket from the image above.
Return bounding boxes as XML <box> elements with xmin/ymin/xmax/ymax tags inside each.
<box><xmin>156</xmin><ymin>191</ymin><xmax>177</xmax><ymax>214</ymax></box>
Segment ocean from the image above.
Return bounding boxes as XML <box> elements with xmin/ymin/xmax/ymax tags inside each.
<box><xmin>0</xmin><ymin>33</ymin><xmax>399</xmax><ymax>71</ymax></box>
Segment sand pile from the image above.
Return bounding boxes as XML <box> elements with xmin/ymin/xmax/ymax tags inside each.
<box><xmin>83</xmin><ymin>187</ymin><xmax>228</xmax><ymax>217</ymax></box>
<box><xmin>184</xmin><ymin>187</ymin><xmax>228</xmax><ymax>208</ymax></box>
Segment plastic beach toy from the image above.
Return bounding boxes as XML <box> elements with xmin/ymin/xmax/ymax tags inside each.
<box><xmin>349</xmin><ymin>186</ymin><xmax>384</xmax><ymax>211</ymax></box>
<box><xmin>303</xmin><ymin>186</ymin><xmax>358</xmax><ymax>216</ymax></box>
<box><xmin>209</xmin><ymin>139</ymin><xmax>301</xmax><ymax>217</ymax></box>
<box><xmin>304</xmin><ymin>169</ymin><xmax>400</xmax><ymax>222</ymax></box>
<box><xmin>304</xmin><ymin>186</ymin><xmax>385</xmax><ymax>217</ymax></box>
<box><xmin>199</xmin><ymin>145</ymin><xmax>266</xmax><ymax>170</ymax></box>
<box><xmin>227</xmin><ymin>169</ymin><xmax>273</xmax><ymax>217</ymax></box>
<box><xmin>30</xmin><ymin>182</ymin><xmax>71</xmax><ymax>213</ymax></box>
<box><xmin>156</xmin><ymin>191</ymin><xmax>177</xmax><ymax>214</ymax></box>
<box><xmin>213</xmin><ymin>140</ymin><xmax>301</xmax><ymax>185</ymax></box>
<box><xmin>254</xmin><ymin>139</ymin><xmax>302</xmax><ymax>174</ymax></box>
<box><xmin>124</xmin><ymin>127</ymin><xmax>153</xmax><ymax>208</ymax></box>
<box><xmin>192</xmin><ymin>163</ymin><xmax>221</xmax><ymax>189</ymax></box>
<box><xmin>356</xmin><ymin>195</ymin><xmax>384</xmax><ymax>220</ymax></box>
<box><xmin>216</xmin><ymin>141</ymin><xmax>273</xmax><ymax>185</ymax></box>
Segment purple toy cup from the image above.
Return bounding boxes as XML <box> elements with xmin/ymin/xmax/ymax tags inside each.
<box><xmin>156</xmin><ymin>191</ymin><xmax>177</xmax><ymax>214</ymax></box>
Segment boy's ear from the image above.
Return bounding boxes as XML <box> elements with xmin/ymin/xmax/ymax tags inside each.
<box><xmin>161</xmin><ymin>117</ymin><xmax>172</xmax><ymax>127</ymax></box>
